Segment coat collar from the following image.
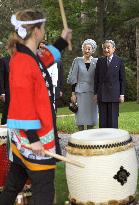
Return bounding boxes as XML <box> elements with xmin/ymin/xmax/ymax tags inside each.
<box><xmin>16</xmin><ymin>43</ymin><xmax>39</xmax><ymax>63</ymax></box>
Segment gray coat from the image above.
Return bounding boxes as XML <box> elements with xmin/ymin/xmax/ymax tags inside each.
<box><xmin>67</xmin><ymin>57</ymin><xmax>98</xmax><ymax>93</ymax></box>
<box><xmin>67</xmin><ymin>57</ymin><xmax>98</xmax><ymax>126</ymax></box>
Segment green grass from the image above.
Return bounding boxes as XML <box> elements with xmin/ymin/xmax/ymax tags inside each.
<box><xmin>55</xmin><ymin>162</ymin><xmax>68</xmax><ymax>205</ymax></box>
<box><xmin>57</xmin><ymin>102</ymin><xmax>139</xmax><ymax>134</ymax></box>
<box><xmin>119</xmin><ymin>102</ymin><xmax>139</xmax><ymax>134</ymax></box>
<box><xmin>57</xmin><ymin>116</ymin><xmax>78</xmax><ymax>133</ymax></box>
<box><xmin>57</xmin><ymin>107</ymin><xmax>73</xmax><ymax>116</ymax></box>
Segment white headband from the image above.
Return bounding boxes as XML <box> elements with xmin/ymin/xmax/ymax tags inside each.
<box><xmin>11</xmin><ymin>14</ymin><xmax>46</xmax><ymax>39</ymax></box>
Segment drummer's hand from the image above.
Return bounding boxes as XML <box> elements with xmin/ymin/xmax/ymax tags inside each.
<box><xmin>61</xmin><ymin>28</ymin><xmax>72</xmax><ymax>43</ymax></box>
<box><xmin>71</xmin><ymin>92</ymin><xmax>77</xmax><ymax>104</ymax></box>
<box><xmin>31</xmin><ymin>141</ymin><xmax>45</xmax><ymax>156</ymax></box>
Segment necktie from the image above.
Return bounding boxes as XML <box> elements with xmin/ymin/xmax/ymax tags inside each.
<box><xmin>107</xmin><ymin>57</ymin><xmax>111</xmax><ymax>66</ymax></box>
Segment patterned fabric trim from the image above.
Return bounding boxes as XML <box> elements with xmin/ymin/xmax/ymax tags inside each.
<box><xmin>12</xmin><ymin>143</ymin><xmax>56</xmax><ymax>171</ymax></box>
<box><xmin>7</xmin><ymin>119</ymin><xmax>41</xmax><ymax>129</ymax></box>
<box><xmin>19</xmin><ymin>130</ymin><xmax>55</xmax><ymax>145</ymax></box>
<box><xmin>46</xmin><ymin>45</ymin><xmax>61</xmax><ymax>62</ymax></box>
<box><xmin>8</xmin><ymin>129</ymin><xmax>56</xmax><ymax>160</ymax></box>
<box><xmin>66</xmin><ymin>142</ymin><xmax>133</xmax><ymax>156</ymax></box>
<box><xmin>70</xmin><ymin>193</ymin><xmax>136</xmax><ymax>205</ymax></box>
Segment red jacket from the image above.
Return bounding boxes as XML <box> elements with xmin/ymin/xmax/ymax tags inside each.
<box><xmin>7</xmin><ymin>44</ymin><xmax>61</xmax><ymax>152</ymax></box>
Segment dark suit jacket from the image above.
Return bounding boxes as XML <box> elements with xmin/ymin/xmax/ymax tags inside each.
<box><xmin>94</xmin><ymin>54</ymin><xmax>125</xmax><ymax>102</ymax></box>
<box><xmin>0</xmin><ymin>55</ymin><xmax>10</xmax><ymax>97</ymax></box>
<box><xmin>0</xmin><ymin>55</ymin><xmax>10</xmax><ymax>124</ymax></box>
<box><xmin>55</xmin><ymin>60</ymin><xmax>64</xmax><ymax>99</ymax></box>
<box><xmin>0</xmin><ymin>58</ymin><xmax>3</xmax><ymax>94</ymax></box>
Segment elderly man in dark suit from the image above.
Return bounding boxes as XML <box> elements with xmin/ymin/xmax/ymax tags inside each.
<box><xmin>94</xmin><ymin>40</ymin><xmax>125</xmax><ymax>128</ymax></box>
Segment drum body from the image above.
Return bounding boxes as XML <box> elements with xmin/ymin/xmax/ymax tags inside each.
<box><xmin>66</xmin><ymin>129</ymin><xmax>138</xmax><ymax>205</ymax></box>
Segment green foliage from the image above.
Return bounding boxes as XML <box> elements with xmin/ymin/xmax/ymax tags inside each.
<box><xmin>0</xmin><ymin>0</ymin><xmax>138</xmax><ymax>102</ymax></box>
<box><xmin>125</xmin><ymin>67</ymin><xmax>137</xmax><ymax>101</ymax></box>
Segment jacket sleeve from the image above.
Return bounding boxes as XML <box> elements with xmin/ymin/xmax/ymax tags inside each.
<box><xmin>7</xmin><ymin>58</ymin><xmax>52</xmax><ymax>130</ymax></box>
<box><xmin>58</xmin><ymin>61</ymin><xmax>64</xmax><ymax>92</ymax></box>
<box><xmin>94</xmin><ymin>58</ymin><xmax>100</xmax><ymax>95</ymax></box>
<box><xmin>67</xmin><ymin>58</ymin><xmax>79</xmax><ymax>85</ymax></box>
<box><xmin>119</xmin><ymin>59</ymin><xmax>125</xmax><ymax>95</ymax></box>
<box><xmin>0</xmin><ymin>58</ymin><xmax>5</xmax><ymax>94</ymax></box>
<box><xmin>38</xmin><ymin>37</ymin><xmax>68</xmax><ymax>68</ymax></box>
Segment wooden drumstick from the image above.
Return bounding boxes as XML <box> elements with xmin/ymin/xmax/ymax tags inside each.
<box><xmin>24</xmin><ymin>144</ymin><xmax>85</xmax><ymax>168</ymax></box>
<box><xmin>58</xmin><ymin>0</ymin><xmax>72</xmax><ymax>51</ymax></box>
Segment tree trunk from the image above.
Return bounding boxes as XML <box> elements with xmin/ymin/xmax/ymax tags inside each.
<box><xmin>16</xmin><ymin>0</ymin><xmax>24</xmax><ymax>5</ymax></box>
<box><xmin>80</xmin><ymin>0</ymin><xmax>89</xmax><ymax>42</ymax></box>
<box><xmin>81</xmin><ymin>0</ymin><xmax>88</xmax><ymax>24</ymax></box>
<box><xmin>96</xmin><ymin>0</ymin><xmax>105</xmax><ymax>56</ymax></box>
<box><xmin>136</xmin><ymin>25</ymin><xmax>139</xmax><ymax>103</ymax></box>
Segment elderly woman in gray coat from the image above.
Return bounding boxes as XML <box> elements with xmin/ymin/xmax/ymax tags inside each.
<box><xmin>67</xmin><ymin>39</ymin><xmax>98</xmax><ymax>131</ymax></box>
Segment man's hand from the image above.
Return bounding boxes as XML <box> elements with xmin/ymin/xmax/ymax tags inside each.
<box><xmin>0</xmin><ymin>94</ymin><xmax>5</xmax><ymax>102</ymax></box>
<box><xmin>119</xmin><ymin>95</ymin><xmax>124</xmax><ymax>103</ymax></box>
<box><xmin>31</xmin><ymin>141</ymin><xmax>45</xmax><ymax>156</ymax></box>
<box><xmin>60</xmin><ymin>91</ymin><xmax>63</xmax><ymax>97</ymax></box>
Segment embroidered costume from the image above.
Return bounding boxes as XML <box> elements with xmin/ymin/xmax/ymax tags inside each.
<box><xmin>7</xmin><ymin>39</ymin><xmax>67</xmax><ymax>171</ymax></box>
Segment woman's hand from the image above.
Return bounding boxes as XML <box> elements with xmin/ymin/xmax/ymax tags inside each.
<box><xmin>93</xmin><ymin>95</ymin><xmax>97</xmax><ymax>103</ymax></box>
<box><xmin>71</xmin><ymin>92</ymin><xmax>77</xmax><ymax>104</ymax></box>
<box><xmin>61</xmin><ymin>28</ymin><xmax>72</xmax><ymax>43</ymax></box>
<box><xmin>31</xmin><ymin>141</ymin><xmax>45</xmax><ymax>156</ymax></box>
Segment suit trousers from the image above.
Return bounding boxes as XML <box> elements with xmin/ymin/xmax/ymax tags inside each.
<box><xmin>98</xmin><ymin>102</ymin><xmax>119</xmax><ymax>128</ymax></box>
<box><xmin>1</xmin><ymin>95</ymin><xmax>10</xmax><ymax>125</ymax></box>
<box><xmin>0</xmin><ymin>162</ymin><xmax>55</xmax><ymax>205</ymax></box>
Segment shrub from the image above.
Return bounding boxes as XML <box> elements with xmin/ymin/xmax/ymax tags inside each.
<box><xmin>125</xmin><ymin>66</ymin><xmax>137</xmax><ymax>101</ymax></box>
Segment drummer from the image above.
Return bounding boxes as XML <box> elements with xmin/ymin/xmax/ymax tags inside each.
<box><xmin>0</xmin><ymin>9</ymin><xmax>72</xmax><ymax>205</ymax></box>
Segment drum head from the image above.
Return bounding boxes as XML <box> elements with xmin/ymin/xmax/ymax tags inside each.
<box><xmin>69</xmin><ymin>128</ymin><xmax>130</xmax><ymax>145</ymax></box>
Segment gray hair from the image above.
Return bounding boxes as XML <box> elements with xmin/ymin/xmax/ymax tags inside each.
<box><xmin>102</xmin><ymin>40</ymin><xmax>115</xmax><ymax>48</ymax></box>
<box><xmin>82</xmin><ymin>39</ymin><xmax>97</xmax><ymax>53</ymax></box>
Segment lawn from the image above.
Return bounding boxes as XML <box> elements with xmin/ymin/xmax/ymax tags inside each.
<box><xmin>119</xmin><ymin>102</ymin><xmax>139</xmax><ymax>134</ymax></box>
<box><xmin>57</xmin><ymin>101</ymin><xmax>139</xmax><ymax>134</ymax></box>
<box><xmin>55</xmin><ymin>162</ymin><xmax>68</xmax><ymax>205</ymax></box>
